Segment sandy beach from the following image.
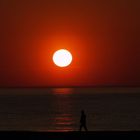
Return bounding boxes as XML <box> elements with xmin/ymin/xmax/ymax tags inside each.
<box><xmin>0</xmin><ymin>131</ymin><xmax>140</xmax><ymax>139</ymax></box>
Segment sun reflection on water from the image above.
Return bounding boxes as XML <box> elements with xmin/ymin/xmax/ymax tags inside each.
<box><xmin>52</xmin><ymin>88</ymin><xmax>73</xmax><ymax>95</ymax></box>
<box><xmin>50</xmin><ymin>88</ymin><xmax>75</xmax><ymax>131</ymax></box>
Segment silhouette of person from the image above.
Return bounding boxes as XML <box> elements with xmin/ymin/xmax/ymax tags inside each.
<box><xmin>79</xmin><ymin>110</ymin><xmax>88</xmax><ymax>131</ymax></box>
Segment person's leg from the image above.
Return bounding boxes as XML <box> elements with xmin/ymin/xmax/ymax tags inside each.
<box><xmin>79</xmin><ymin>124</ymin><xmax>82</xmax><ymax>131</ymax></box>
<box><xmin>84</xmin><ymin>125</ymin><xmax>88</xmax><ymax>131</ymax></box>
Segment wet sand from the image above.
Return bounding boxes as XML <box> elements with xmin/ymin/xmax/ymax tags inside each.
<box><xmin>0</xmin><ymin>131</ymin><xmax>140</xmax><ymax>139</ymax></box>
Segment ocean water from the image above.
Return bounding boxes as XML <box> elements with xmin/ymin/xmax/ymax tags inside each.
<box><xmin>0</xmin><ymin>87</ymin><xmax>140</xmax><ymax>132</ymax></box>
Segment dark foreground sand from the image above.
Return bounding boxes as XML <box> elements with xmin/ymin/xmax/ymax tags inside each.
<box><xmin>0</xmin><ymin>131</ymin><xmax>140</xmax><ymax>139</ymax></box>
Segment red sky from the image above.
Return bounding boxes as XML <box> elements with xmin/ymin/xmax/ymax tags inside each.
<box><xmin>0</xmin><ymin>0</ymin><xmax>140</xmax><ymax>87</ymax></box>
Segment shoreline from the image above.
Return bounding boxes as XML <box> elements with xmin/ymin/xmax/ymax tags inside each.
<box><xmin>0</xmin><ymin>131</ymin><xmax>140</xmax><ymax>138</ymax></box>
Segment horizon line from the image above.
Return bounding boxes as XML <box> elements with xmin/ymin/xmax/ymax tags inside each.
<box><xmin>0</xmin><ymin>85</ymin><xmax>140</xmax><ymax>89</ymax></box>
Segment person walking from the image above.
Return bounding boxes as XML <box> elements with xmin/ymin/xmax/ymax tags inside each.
<box><xmin>79</xmin><ymin>110</ymin><xmax>88</xmax><ymax>131</ymax></box>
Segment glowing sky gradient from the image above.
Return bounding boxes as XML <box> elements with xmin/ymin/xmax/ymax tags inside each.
<box><xmin>0</xmin><ymin>0</ymin><xmax>140</xmax><ymax>87</ymax></box>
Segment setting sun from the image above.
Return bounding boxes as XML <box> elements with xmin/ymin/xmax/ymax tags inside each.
<box><xmin>53</xmin><ymin>49</ymin><xmax>72</xmax><ymax>67</ymax></box>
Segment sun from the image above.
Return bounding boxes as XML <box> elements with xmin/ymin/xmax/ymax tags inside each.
<box><xmin>53</xmin><ymin>49</ymin><xmax>72</xmax><ymax>67</ymax></box>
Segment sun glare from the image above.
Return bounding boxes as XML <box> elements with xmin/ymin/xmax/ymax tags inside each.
<box><xmin>53</xmin><ymin>49</ymin><xmax>72</xmax><ymax>67</ymax></box>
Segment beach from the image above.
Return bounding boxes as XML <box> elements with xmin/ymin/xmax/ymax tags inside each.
<box><xmin>0</xmin><ymin>131</ymin><xmax>140</xmax><ymax>139</ymax></box>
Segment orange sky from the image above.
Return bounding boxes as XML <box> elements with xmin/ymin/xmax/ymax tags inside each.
<box><xmin>0</xmin><ymin>0</ymin><xmax>140</xmax><ymax>87</ymax></box>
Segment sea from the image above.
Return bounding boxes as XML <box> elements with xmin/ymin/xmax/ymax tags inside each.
<box><xmin>0</xmin><ymin>87</ymin><xmax>140</xmax><ymax>132</ymax></box>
